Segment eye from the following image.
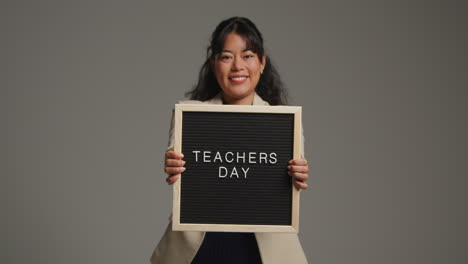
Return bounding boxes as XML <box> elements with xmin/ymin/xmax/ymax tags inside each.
<box><xmin>244</xmin><ymin>54</ymin><xmax>255</xmax><ymax>59</ymax></box>
<box><xmin>219</xmin><ymin>55</ymin><xmax>233</xmax><ymax>61</ymax></box>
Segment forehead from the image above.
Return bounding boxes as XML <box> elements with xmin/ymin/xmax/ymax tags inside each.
<box><xmin>222</xmin><ymin>33</ymin><xmax>249</xmax><ymax>51</ymax></box>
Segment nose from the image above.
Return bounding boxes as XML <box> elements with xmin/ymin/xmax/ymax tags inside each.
<box><xmin>231</xmin><ymin>56</ymin><xmax>244</xmax><ymax>71</ymax></box>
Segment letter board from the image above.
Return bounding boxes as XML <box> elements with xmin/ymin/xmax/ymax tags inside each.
<box><xmin>172</xmin><ymin>104</ymin><xmax>302</xmax><ymax>233</ymax></box>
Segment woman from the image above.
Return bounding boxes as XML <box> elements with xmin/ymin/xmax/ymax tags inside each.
<box><xmin>151</xmin><ymin>17</ymin><xmax>310</xmax><ymax>264</ymax></box>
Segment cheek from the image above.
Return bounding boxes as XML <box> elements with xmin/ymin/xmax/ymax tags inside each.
<box><xmin>248</xmin><ymin>61</ymin><xmax>262</xmax><ymax>76</ymax></box>
<box><xmin>214</xmin><ymin>65</ymin><xmax>229</xmax><ymax>89</ymax></box>
<box><xmin>213</xmin><ymin>66</ymin><xmax>223</xmax><ymax>81</ymax></box>
<box><xmin>249</xmin><ymin>68</ymin><xmax>262</xmax><ymax>81</ymax></box>
<box><xmin>215</xmin><ymin>64</ymin><xmax>229</xmax><ymax>79</ymax></box>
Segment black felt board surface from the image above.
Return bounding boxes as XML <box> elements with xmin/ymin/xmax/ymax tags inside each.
<box><xmin>180</xmin><ymin>111</ymin><xmax>294</xmax><ymax>225</ymax></box>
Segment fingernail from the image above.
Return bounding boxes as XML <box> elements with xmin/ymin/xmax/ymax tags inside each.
<box><xmin>288</xmin><ymin>160</ymin><xmax>293</xmax><ymax>164</ymax></box>
<box><xmin>181</xmin><ymin>167</ymin><xmax>186</xmax><ymax>172</ymax></box>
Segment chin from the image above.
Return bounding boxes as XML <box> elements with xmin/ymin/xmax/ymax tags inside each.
<box><xmin>224</xmin><ymin>87</ymin><xmax>254</xmax><ymax>98</ymax></box>
<box><xmin>225</xmin><ymin>91</ymin><xmax>252</xmax><ymax>100</ymax></box>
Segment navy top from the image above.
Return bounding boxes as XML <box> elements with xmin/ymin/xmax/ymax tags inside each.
<box><xmin>191</xmin><ymin>232</ymin><xmax>262</xmax><ymax>264</ymax></box>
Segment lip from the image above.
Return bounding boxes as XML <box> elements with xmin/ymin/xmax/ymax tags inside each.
<box><xmin>228</xmin><ymin>75</ymin><xmax>249</xmax><ymax>84</ymax></box>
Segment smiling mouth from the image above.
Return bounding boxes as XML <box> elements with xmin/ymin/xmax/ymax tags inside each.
<box><xmin>229</xmin><ymin>76</ymin><xmax>249</xmax><ymax>83</ymax></box>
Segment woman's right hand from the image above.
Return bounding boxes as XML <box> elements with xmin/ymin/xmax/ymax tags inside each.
<box><xmin>164</xmin><ymin>150</ymin><xmax>186</xmax><ymax>184</ymax></box>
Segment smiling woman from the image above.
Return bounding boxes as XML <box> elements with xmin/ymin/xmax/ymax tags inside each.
<box><xmin>186</xmin><ymin>16</ymin><xmax>288</xmax><ymax>106</ymax></box>
<box><xmin>151</xmin><ymin>17</ymin><xmax>310</xmax><ymax>264</ymax></box>
<box><xmin>213</xmin><ymin>33</ymin><xmax>266</xmax><ymax>105</ymax></box>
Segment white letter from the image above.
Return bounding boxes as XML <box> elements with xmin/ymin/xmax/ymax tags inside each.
<box><xmin>248</xmin><ymin>152</ymin><xmax>257</xmax><ymax>164</ymax></box>
<box><xmin>219</xmin><ymin>166</ymin><xmax>227</xmax><ymax>178</ymax></box>
<box><xmin>225</xmin><ymin>152</ymin><xmax>234</xmax><ymax>163</ymax></box>
<box><xmin>203</xmin><ymin>151</ymin><xmax>211</xmax><ymax>162</ymax></box>
<box><xmin>230</xmin><ymin>167</ymin><xmax>239</xmax><ymax>178</ymax></box>
<box><xmin>192</xmin><ymin>150</ymin><xmax>201</xmax><ymax>162</ymax></box>
<box><xmin>259</xmin><ymin>152</ymin><xmax>268</xmax><ymax>164</ymax></box>
<box><xmin>269</xmin><ymin>152</ymin><xmax>277</xmax><ymax>164</ymax></box>
<box><xmin>236</xmin><ymin>152</ymin><xmax>246</xmax><ymax>163</ymax></box>
<box><xmin>213</xmin><ymin>151</ymin><xmax>223</xmax><ymax>163</ymax></box>
<box><xmin>241</xmin><ymin>167</ymin><xmax>250</xmax><ymax>178</ymax></box>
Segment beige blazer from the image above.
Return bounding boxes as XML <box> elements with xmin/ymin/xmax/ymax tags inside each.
<box><xmin>150</xmin><ymin>93</ymin><xmax>308</xmax><ymax>264</ymax></box>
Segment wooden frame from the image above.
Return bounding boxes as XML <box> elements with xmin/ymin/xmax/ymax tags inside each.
<box><xmin>172</xmin><ymin>104</ymin><xmax>302</xmax><ymax>233</ymax></box>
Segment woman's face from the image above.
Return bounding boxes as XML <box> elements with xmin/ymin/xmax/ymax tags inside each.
<box><xmin>213</xmin><ymin>33</ymin><xmax>265</xmax><ymax>104</ymax></box>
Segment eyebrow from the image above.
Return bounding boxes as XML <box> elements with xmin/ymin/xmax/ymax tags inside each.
<box><xmin>221</xmin><ymin>48</ymin><xmax>253</xmax><ymax>53</ymax></box>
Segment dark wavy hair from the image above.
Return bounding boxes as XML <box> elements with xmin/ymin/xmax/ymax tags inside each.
<box><xmin>185</xmin><ymin>17</ymin><xmax>288</xmax><ymax>105</ymax></box>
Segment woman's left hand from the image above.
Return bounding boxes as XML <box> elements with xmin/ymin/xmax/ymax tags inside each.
<box><xmin>288</xmin><ymin>158</ymin><xmax>309</xmax><ymax>190</ymax></box>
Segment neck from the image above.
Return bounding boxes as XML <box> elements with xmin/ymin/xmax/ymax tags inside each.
<box><xmin>222</xmin><ymin>93</ymin><xmax>255</xmax><ymax>105</ymax></box>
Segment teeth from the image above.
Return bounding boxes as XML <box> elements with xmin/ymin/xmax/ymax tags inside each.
<box><xmin>231</xmin><ymin>77</ymin><xmax>247</xmax><ymax>81</ymax></box>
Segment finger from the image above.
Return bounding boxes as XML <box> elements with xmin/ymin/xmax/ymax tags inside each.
<box><xmin>288</xmin><ymin>158</ymin><xmax>308</xmax><ymax>166</ymax></box>
<box><xmin>166</xmin><ymin>150</ymin><xmax>184</xmax><ymax>159</ymax></box>
<box><xmin>166</xmin><ymin>174</ymin><xmax>180</xmax><ymax>185</ymax></box>
<box><xmin>294</xmin><ymin>180</ymin><xmax>308</xmax><ymax>190</ymax></box>
<box><xmin>288</xmin><ymin>171</ymin><xmax>309</xmax><ymax>181</ymax></box>
<box><xmin>166</xmin><ymin>159</ymin><xmax>186</xmax><ymax>167</ymax></box>
<box><xmin>288</xmin><ymin>165</ymin><xmax>309</xmax><ymax>173</ymax></box>
<box><xmin>164</xmin><ymin>166</ymin><xmax>186</xmax><ymax>175</ymax></box>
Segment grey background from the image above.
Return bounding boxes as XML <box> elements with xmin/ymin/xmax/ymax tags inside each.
<box><xmin>4</xmin><ymin>0</ymin><xmax>467</xmax><ymax>263</ymax></box>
